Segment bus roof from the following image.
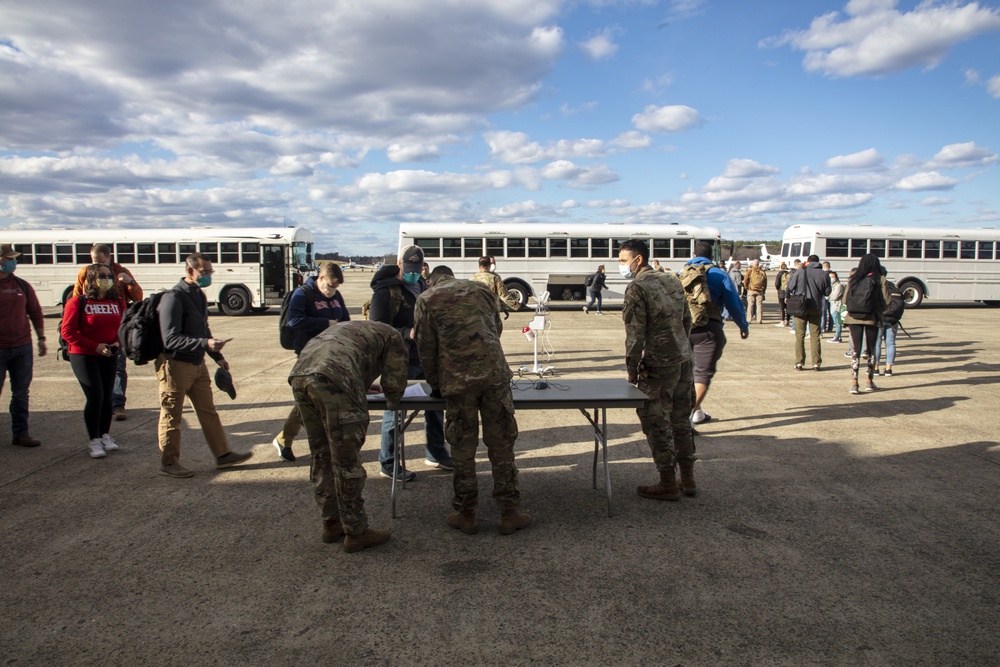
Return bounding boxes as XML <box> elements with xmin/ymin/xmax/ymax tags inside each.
<box><xmin>1</xmin><ymin>226</ymin><xmax>313</xmax><ymax>244</ymax></box>
<box><xmin>399</xmin><ymin>222</ymin><xmax>720</xmax><ymax>238</ymax></box>
<box><xmin>782</xmin><ymin>223</ymin><xmax>1000</xmax><ymax>241</ymax></box>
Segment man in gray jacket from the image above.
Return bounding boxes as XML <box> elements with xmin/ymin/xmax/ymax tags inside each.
<box><xmin>155</xmin><ymin>252</ymin><xmax>253</xmax><ymax>477</ymax></box>
<box><xmin>786</xmin><ymin>254</ymin><xmax>831</xmax><ymax>371</ymax></box>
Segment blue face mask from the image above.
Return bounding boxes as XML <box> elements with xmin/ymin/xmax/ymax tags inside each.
<box><xmin>1</xmin><ymin>258</ymin><xmax>16</xmax><ymax>274</ymax></box>
<box><xmin>197</xmin><ymin>275</ymin><xmax>212</xmax><ymax>288</ymax></box>
<box><xmin>618</xmin><ymin>256</ymin><xmax>637</xmax><ymax>279</ymax></box>
<box><xmin>402</xmin><ymin>272</ymin><xmax>421</xmax><ymax>285</ymax></box>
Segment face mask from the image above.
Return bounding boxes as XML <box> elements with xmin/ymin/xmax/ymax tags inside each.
<box><xmin>1</xmin><ymin>258</ymin><xmax>16</xmax><ymax>273</ymax></box>
<box><xmin>618</xmin><ymin>257</ymin><xmax>637</xmax><ymax>279</ymax></box>
<box><xmin>402</xmin><ymin>272</ymin><xmax>421</xmax><ymax>285</ymax></box>
<box><xmin>197</xmin><ymin>275</ymin><xmax>212</xmax><ymax>288</ymax></box>
<box><xmin>97</xmin><ymin>279</ymin><xmax>114</xmax><ymax>292</ymax></box>
<box><xmin>490</xmin><ymin>264</ymin><xmax>496</xmax><ymax>273</ymax></box>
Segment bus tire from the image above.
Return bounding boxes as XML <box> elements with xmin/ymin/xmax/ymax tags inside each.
<box><xmin>504</xmin><ymin>280</ymin><xmax>531</xmax><ymax>309</ymax></box>
<box><xmin>899</xmin><ymin>281</ymin><xmax>924</xmax><ymax>308</ymax></box>
<box><xmin>218</xmin><ymin>287</ymin><xmax>251</xmax><ymax>316</ymax></box>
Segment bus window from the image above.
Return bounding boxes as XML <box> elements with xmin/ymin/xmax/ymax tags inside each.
<box><xmin>34</xmin><ymin>244</ymin><xmax>53</xmax><ymax>265</ymax></box>
<box><xmin>116</xmin><ymin>243</ymin><xmax>135</xmax><ymax>264</ymax></box>
<box><xmin>826</xmin><ymin>238</ymin><xmax>849</xmax><ymax>257</ymax></box>
<box><xmin>442</xmin><ymin>238</ymin><xmax>461</xmax><ymax>258</ymax></box>
<box><xmin>14</xmin><ymin>244</ymin><xmax>32</xmax><ymax>264</ymax></box>
<box><xmin>220</xmin><ymin>242</ymin><xmax>239</xmax><ymax>263</ymax></box>
<box><xmin>158</xmin><ymin>243</ymin><xmax>177</xmax><ymax>264</ymax></box>
<box><xmin>570</xmin><ymin>238</ymin><xmax>588</xmax><ymax>258</ymax></box>
<box><xmin>528</xmin><ymin>238</ymin><xmax>546</xmax><ymax>258</ymax></box>
<box><xmin>241</xmin><ymin>242</ymin><xmax>260</xmax><ymax>264</ymax></box>
<box><xmin>179</xmin><ymin>243</ymin><xmax>196</xmax><ymax>258</ymax></box>
<box><xmin>980</xmin><ymin>241</ymin><xmax>995</xmax><ymax>260</ymax></box>
<box><xmin>925</xmin><ymin>240</ymin><xmax>940</xmax><ymax>259</ymax></box>
<box><xmin>888</xmin><ymin>240</ymin><xmax>904</xmax><ymax>258</ymax></box>
<box><xmin>674</xmin><ymin>239</ymin><xmax>692</xmax><ymax>258</ymax></box>
<box><xmin>549</xmin><ymin>238</ymin><xmax>567</xmax><ymax>257</ymax></box>
<box><xmin>507</xmin><ymin>238</ymin><xmax>525</xmax><ymax>258</ymax></box>
<box><xmin>464</xmin><ymin>238</ymin><xmax>482</xmax><ymax>257</ymax></box>
<box><xmin>906</xmin><ymin>240</ymin><xmax>922</xmax><ymax>258</ymax></box>
<box><xmin>197</xmin><ymin>243</ymin><xmax>219</xmax><ymax>264</ymax></box>
<box><xmin>942</xmin><ymin>241</ymin><xmax>958</xmax><ymax>259</ymax></box>
<box><xmin>781</xmin><ymin>242</ymin><xmax>789</xmax><ymax>256</ymax></box>
<box><xmin>870</xmin><ymin>239</ymin><xmax>886</xmax><ymax>257</ymax></box>
<box><xmin>75</xmin><ymin>243</ymin><xmax>91</xmax><ymax>264</ymax></box>
<box><xmin>485</xmin><ymin>238</ymin><xmax>503</xmax><ymax>257</ymax></box>
<box><xmin>56</xmin><ymin>244</ymin><xmax>73</xmax><ymax>264</ymax></box>
<box><xmin>850</xmin><ymin>239</ymin><xmax>866</xmax><ymax>257</ymax></box>
<box><xmin>138</xmin><ymin>243</ymin><xmax>156</xmax><ymax>264</ymax></box>
<box><xmin>790</xmin><ymin>242</ymin><xmax>802</xmax><ymax>257</ymax></box>
<box><xmin>591</xmin><ymin>238</ymin><xmax>610</xmax><ymax>258</ymax></box>
<box><xmin>652</xmin><ymin>239</ymin><xmax>670</xmax><ymax>258</ymax></box>
<box><xmin>802</xmin><ymin>242</ymin><xmax>811</xmax><ymax>256</ymax></box>
<box><xmin>414</xmin><ymin>238</ymin><xmax>440</xmax><ymax>258</ymax></box>
<box><xmin>960</xmin><ymin>241</ymin><xmax>975</xmax><ymax>259</ymax></box>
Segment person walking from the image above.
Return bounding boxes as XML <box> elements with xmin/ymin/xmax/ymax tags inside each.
<box><xmin>273</xmin><ymin>262</ymin><xmax>350</xmax><ymax>462</ymax></box>
<box><xmin>62</xmin><ymin>264</ymin><xmax>125</xmax><ymax>459</ymax></box>
<box><xmin>775</xmin><ymin>262</ymin><xmax>791</xmax><ymax>326</ymax></box>
<box><xmin>787</xmin><ymin>254</ymin><xmax>831</xmax><ymax>371</ymax></box>
<box><xmin>582</xmin><ymin>265</ymin><xmax>607</xmax><ymax>315</ymax></box>
<box><xmin>415</xmin><ymin>266</ymin><xmax>530</xmax><ymax>535</ymax></box>
<box><xmin>0</xmin><ymin>243</ymin><xmax>46</xmax><ymax>448</ymax></box>
<box><xmin>470</xmin><ymin>255</ymin><xmax>521</xmax><ymax>313</ymax></box>
<box><xmin>155</xmin><ymin>253</ymin><xmax>253</xmax><ymax>477</ymax></box>
<box><xmin>743</xmin><ymin>259</ymin><xmax>767</xmax><ymax>324</ymax></box>
<box><xmin>289</xmin><ymin>321</ymin><xmax>408</xmax><ymax>553</ymax></box>
<box><xmin>828</xmin><ymin>272</ymin><xmax>845</xmax><ymax>343</ymax></box>
<box><xmin>844</xmin><ymin>255</ymin><xmax>888</xmax><ymax>393</ymax></box>
<box><xmin>73</xmin><ymin>243</ymin><xmax>143</xmax><ymax>422</ymax></box>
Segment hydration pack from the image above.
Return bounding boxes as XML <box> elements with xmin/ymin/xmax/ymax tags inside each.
<box><xmin>680</xmin><ymin>263</ymin><xmax>713</xmax><ymax>327</ymax></box>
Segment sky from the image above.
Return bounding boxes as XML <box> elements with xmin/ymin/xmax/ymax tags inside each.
<box><xmin>1</xmin><ymin>0</ymin><xmax>999</xmax><ymax>254</ymax></box>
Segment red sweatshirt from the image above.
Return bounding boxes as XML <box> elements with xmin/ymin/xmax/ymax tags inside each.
<box><xmin>0</xmin><ymin>274</ymin><xmax>45</xmax><ymax>348</ymax></box>
<box><xmin>61</xmin><ymin>295</ymin><xmax>124</xmax><ymax>355</ymax></box>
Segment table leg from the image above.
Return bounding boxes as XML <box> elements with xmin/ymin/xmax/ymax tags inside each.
<box><xmin>390</xmin><ymin>409</ymin><xmax>406</xmax><ymax>519</ymax></box>
<box><xmin>592</xmin><ymin>407</ymin><xmax>599</xmax><ymax>490</ymax></box>
<box><xmin>602</xmin><ymin>407</ymin><xmax>612</xmax><ymax>517</ymax></box>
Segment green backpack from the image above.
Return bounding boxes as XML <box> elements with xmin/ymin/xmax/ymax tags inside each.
<box><xmin>680</xmin><ymin>263</ymin><xmax>713</xmax><ymax>327</ymax></box>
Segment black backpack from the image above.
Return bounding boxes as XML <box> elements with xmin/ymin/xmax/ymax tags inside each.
<box><xmin>57</xmin><ymin>294</ymin><xmax>86</xmax><ymax>362</ymax></box>
<box><xmin>883</xmin><ymin>280</ymin><xmax>905</xmax><ymax>325</ymax></box>
<box><xmin>584</xmin><ymin>273</ymin><xmax>596</xmax><ymax>288</ymax></box>
<box><xmin>278</xmin><ymin>285</ymin><xmax>315</xmax><ymax>350</ymax></box>
<box><xmin>846</xmin><ymin>275</ymin><xmax>879</xmax><ymax>319</ymax></box>
<box><xmin>118</xmin><ymin>292</ymin><xmax>166</xmax><ymax>365</ymax></box>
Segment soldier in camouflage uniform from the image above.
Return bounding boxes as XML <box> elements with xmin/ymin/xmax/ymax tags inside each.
<box><xmin>619</xmin><ymin>239</ymin><xmax>697</xmax><ymax>500</ymax></box>
<box><xmin>288</xmin><ymin>321</ymin><xmax>408</xmax><ymax>553</ymax></box>
<box><xmin>470</xmin><ymin>256</ymin><xmax>521</xmax><ymax>313</ymax></box>
<box><xmin>414</xmin><ymin>266</ymin><xmax>531</xmax><ymax>536</ymax></box>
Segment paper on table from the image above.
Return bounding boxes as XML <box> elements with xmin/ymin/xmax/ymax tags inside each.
<box><xmin>368</xmin><ymin>383</ymin><xmax>429</xmax><ymax>400</ymax></box>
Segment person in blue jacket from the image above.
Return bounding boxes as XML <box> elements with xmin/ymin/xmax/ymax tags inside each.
<box><xmin>273</xmin><ymin>262</ymin><xmax>350</xmax><ymax>461</ymax></box>
<box><xmin>684</xmin><ymin>243</ymin><xmax>749</xmax><ymax>427</ymax></box>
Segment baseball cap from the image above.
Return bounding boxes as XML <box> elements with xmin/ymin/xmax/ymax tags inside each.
<box><xmin>214</xmin><ymin>367</ymin><xmax>237</xmax><ymax>400</ymax></box>
<box><xmin>400</xmin><ymin>245</ymin><xmax>424</xmax><ymax>274</ymax></box>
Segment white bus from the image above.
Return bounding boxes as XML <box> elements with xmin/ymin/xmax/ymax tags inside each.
<box><xmin>4</xmin><ymin>226</ymin><xmax>315</xmax><ymax>315</ymax></box>
<box><xmin>398</xmin><ymin>222</ymin><xmax>722</xmax><ymax>306</ymax></box>
<box><xmin>777</xmin><ymin>224</ymin><xmax>1000</xmax><ymax>307</ymax></box>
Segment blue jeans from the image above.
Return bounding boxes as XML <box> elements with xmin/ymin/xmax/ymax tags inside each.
<box><xmin>113</xmin><ymin>348</ymin><xmax>128</xmax><ymax>411</ymax></box>
<box><xmin>874</xmin><ymin>324</ymin><xmax>898</xmax><ymax>366</ymax></box>
<box><xmin>831</xmin><ymin>307</ymin><xmax>844</xmax><ymax>340</ymax></box>
<box><xmin>585</xmin><ymin>288</ymin><xmax>602</xmax><ymax>311</ymax></box>
<box><xmin>0</xmin><ymin>344</ymin><xmax>33</xmax><ymax>436</ymax></box>
<box><xmin>379</xmin><ymin>364</ymin><xmax>448</xmax><ymax>471</ymax></box>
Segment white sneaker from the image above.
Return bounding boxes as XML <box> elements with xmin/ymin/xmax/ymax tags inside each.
<box><xmin>101</xmin><ymin>433</ymin><xmax>120</xmax><ymax>451</ymax></box>
<box><xmin>582</xmin><ymin>306</ymin><xmax>589</xmax><ymax>314</ymax></box>
<box><xmin>691</xmin><ymin>409</ymin><xmax>711</xmax><ymax>425</ymax></box>
<box><xmin>88</xmin><ymin>438</ymin><xmax>107</xmax><ymax>459</ymax></box>
<box><xmin>596</xmin><ymin>311</ymin><xmax>604</xmax><ymax>315</ymax></box>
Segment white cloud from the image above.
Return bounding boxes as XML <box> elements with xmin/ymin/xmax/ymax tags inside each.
<box><xmin>484</xmin><ymin>130</ymin><xmax>647</xmax><ymax>164</ymax></box>
<box><xmin>387</xmin><ymin>143</ymin><xmax>441</xmax><ymax>163</ymax></box>
<box><xmin>928</xmin><ymin>141</ymin><xmax>997</xmax><ymax>169</ymax></box>
<box><xmin>631</xmin><ymin>105</ymin><xmax>701</xmax><ymax>133</ymax></box>
<box><xmin>988</xmin><ymin>75</ymin><xmax>1000</xmax><ymax>98</ymax></box>
<box><xmin>540</xmin><ymin>160</ymin><xmax>619</xmax><ymax>187</ymax></box>
<box><xmin>922</xmin><ymin>197</ymin><xmax>953</xmax><ymax>206</ymax></box>
<box><xmin>580</xmin><ymin>26</ymin><xmax>624</xmax><ymax>60</ymax></box>
<box><xmin>721</xmin><ymin>158</ymin><xmax>780</xmax><ymax>179</ymax></box>
<box><xmin>766</xmin><ymin>0</ymin><xmax>1000</xmax><ymax>77</ymax></box>
<box><xmin>826</xmin><ymin>148</ymin><xmax>884</xmax><ymax>170</ymax></box>
<box><xmin>641</xmin><ymin>73</ymin><xmax>674</xmax><ymax>94</ymax></box>
<box><xmin>611</xmin><ymin>131</ymin><xmax>652</xmax><ymax>149</ymax></box>
<box><xmin>895</xmin><ymin>171</ymin><xmax>959</xmax><ymax>191</ymax></box>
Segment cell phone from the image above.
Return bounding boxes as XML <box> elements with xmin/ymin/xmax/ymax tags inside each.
<box><xmin>219</xmin><ymin>338</ymin><xmax>234</xmax><ymax>343</ymax></box>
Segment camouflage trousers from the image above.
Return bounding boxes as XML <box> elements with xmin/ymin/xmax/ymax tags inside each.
<box><xmin>636</xmin><ymin>361</ymin><xmax>695</xmax><ymax>473</ymax></box>
<box><xmin>444</xmin><ymin>383</ymin><xmax>520</xmax><ymax>512</ymax></box>
<box><xmin>291</xmin><ymin>376</ymin><xmax>369</xmax><ymax>536</ymax></box>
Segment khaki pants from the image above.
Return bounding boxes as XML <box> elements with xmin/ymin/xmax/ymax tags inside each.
<box><xmin>155</xmin><ymin>356</ymin><xmax>230</xmax><ymax>466</ymax></box>
<box><xmin>793</xmin><ymin>309</ymin><xmax>823</xmax><ymax>367</ymax></box>
<box><xmin>747</xmin><ymin>290</ymin><xmax>764</xmax><ymax>323</ymax></box>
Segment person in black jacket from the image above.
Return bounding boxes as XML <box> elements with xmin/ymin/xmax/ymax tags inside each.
<box><xmin>273</xmin><ymin>262</ymin><xmax>350</xmax><ymax>462</ymax></box>
<box><xmin>369</xmin><ymin>245</ymin><xmax>451</xmax><ymax>481</ymax></box>
<box><xmin>582</xmin><ymin>265</ymin><xmax>607</xmax><ymax>315</ymax></box>
<box><xmin>155</xmin><ymin>253</ymin><xmax>253</xmax><ymax>478</ymax></box>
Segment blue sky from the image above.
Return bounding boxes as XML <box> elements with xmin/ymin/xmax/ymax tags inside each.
<box><xmin>1</xmin><ymin>0</ymin><xmax>998</xmax><ymax>253</ymax></box>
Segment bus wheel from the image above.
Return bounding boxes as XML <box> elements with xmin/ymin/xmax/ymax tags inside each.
<box><xmin>219</xmin><ymin>287</ymin><xmax>251</xmax><ymax>316</ymax></box>
<box><xmin>899</xmin><ymin>281</ymin><xmax>923</xmax><ymax>308</ymax></box>
<box><xmin>505</xmin><ymin>281</ymin><xmax>530</xmax><ymax>309</ymax></box>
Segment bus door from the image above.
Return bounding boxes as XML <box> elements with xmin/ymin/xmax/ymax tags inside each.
<box><xmin>261</xmin><ymin>244</ymin><xmax>287</xmax><ymax>305</ymax></box>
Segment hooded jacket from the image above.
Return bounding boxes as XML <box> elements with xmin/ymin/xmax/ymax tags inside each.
<box><xmin>287</xmin><ymin>276</ymin><xmax>350</xmax><ymax>354</ymax></box>
<box><xmin>369</xmin><ymin>264</ymin><xmax>424</xmax><ymax>366</ymax></box>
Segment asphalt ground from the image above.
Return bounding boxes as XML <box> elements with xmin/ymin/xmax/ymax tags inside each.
<box><xmin>1</xmin><ymin>273</ymin><xmax>998</xmax><ymax>666</ymax></box>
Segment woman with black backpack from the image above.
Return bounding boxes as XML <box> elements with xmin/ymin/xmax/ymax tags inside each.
<box><xmin>843</xmin><ymin>254</ymin><xmax>889</xmax><ymax>394</ymax></box>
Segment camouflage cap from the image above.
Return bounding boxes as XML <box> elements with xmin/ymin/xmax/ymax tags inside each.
<box><xmin>400</xmin><ymin>245</ymin><xmax>424</xmax><ymax>273</ymax></box>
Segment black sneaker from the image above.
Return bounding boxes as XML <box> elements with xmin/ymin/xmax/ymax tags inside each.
<box><xmin>216</xmin><ymin>451</ymin><xmax>253</xmax><ymax>468</ymax></box>
<box><xmin>379</xmin><ymin>467</ymin><xmax>416</xmax><ymax>482</ymax></box>
<box><xmin>273</xmin><ymin>437</ymin><xmax>296</xmax><ymax>462</ymax></box>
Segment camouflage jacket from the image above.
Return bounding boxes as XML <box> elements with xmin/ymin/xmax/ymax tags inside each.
<box><xmin>414</xmin><ymin>276</ymin><xmax>512</xmax><ymax>396</ymax></box>
<box><xmin>288</xmin><ymin>321</ymin><xmax>408</xmax><ymax>417</ymax></box>
<box><xmin>622</xmin><ymin>265</ymin><xmax>692</xmax><ymax>375</ymax></box>
<box><xmin>470</xmin><ymin>270</ymin><xmax>520</xmax><ymax>311</ymax></box>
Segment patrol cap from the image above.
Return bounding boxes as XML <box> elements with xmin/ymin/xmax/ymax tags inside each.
<box><xmin>400</xmin><ymin>245</ymin><xmax>424</xmax><ymax>274</ymax></box>
<box><xmin>1</xmin><ymin>243</ymin><xmax>21</xmax><ymax>258</ymax></box>
<box><xmin>214</xmin><ymin>367</ymin><xmax>237</xmax><ymax>400</ymax></box>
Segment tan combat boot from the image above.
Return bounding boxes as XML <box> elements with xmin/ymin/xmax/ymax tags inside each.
<box><xmin>343</xmin><ymin>529</ymin><xmax>390</xmax><ymax>553</ymax></box>
<box><xmin>678</xmin><ymin>460</ymin><xmax>697</xmax><ymax>497</ymax></box>
<box><xmin>637</xmin><ymin>469</ymin><xmax>680</xmax><ymax>501</ymax></box>
<box><xmin>498</xmin><ymin>509</ymin><xmax>532</xmax><ymax>535</ymax></box>
<box><xmin>322</xmin><ymin>517</ymin><xmax>344</xmax><ymax>543</ymax></box>
<box><xmin>446</xmin><ymin>509</ymin><xmax>478</xmax><ymax>535</ymax></box>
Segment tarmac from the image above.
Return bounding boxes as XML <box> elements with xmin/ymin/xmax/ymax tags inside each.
<box><xmin>1</xmin><ymin>273</ymin><xmax>998</xmax><ymax>666</ymax></box>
